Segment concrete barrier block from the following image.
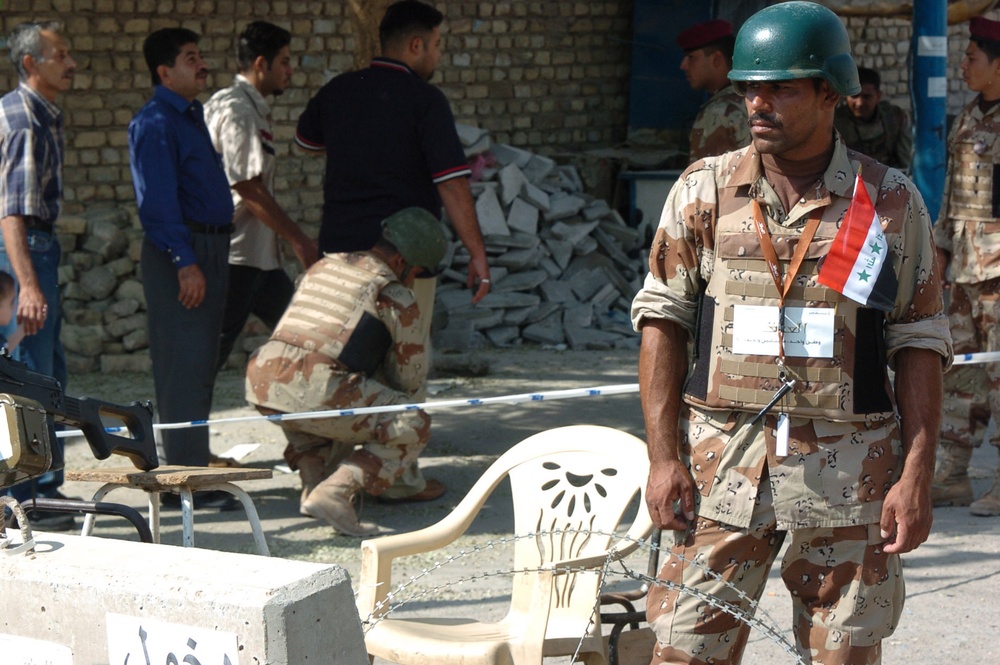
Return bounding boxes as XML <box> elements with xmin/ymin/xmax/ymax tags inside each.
<box><xmin>0</xmin><ymin>532</ymin><xmax>368</xmax><ymax>665</ymax></box>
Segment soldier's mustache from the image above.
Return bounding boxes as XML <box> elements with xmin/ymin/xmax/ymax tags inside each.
<box><xmin>749</xmin><ymin>113</ymin><xmax>781</xmax><ymax>127</ymax></box>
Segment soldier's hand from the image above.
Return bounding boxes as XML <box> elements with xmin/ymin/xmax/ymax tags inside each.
<box><xmin>645</xmin><ymin>459</ymin><xmax>697</xmax><ymax>532</ymax></box>
<box><xmin>880</xmin><ymin>474</ymin><xmax>933</xmax><ymax>554</ymax></box>
<box><xmin>177</xmin><ymin>264</ymin><xmax>207</xmax><ymax>309</ymax></box>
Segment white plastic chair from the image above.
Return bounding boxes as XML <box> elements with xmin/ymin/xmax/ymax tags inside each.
<box><xmin>356</xmin><ymin>425</ymin><xmax>653</xmax><ymax>665</ymax></box>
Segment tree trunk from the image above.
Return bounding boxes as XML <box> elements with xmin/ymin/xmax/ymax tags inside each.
<box><xmin>347</xmin><ymin>0</ymin><xmax>393</xmax><ymax>71</ymax></box>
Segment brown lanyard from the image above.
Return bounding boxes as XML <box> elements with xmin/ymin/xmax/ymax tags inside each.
<box><xmin>750</xmin><ymin>200</ymin><xmax>824</xmax><ymax>364</ymax></box>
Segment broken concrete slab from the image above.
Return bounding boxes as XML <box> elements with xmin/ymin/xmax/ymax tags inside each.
<box><xmin>493</xmin><ymin>270</ymin><xmax>548</xmax><ymax>293</ymax></box>
<box><xmin>498</xmin><ymin>163</ymin><xmax>528</xmax><ymax>206</ymax></box>
<box><xmin>523</xmin><ymin>301</ymin><xmax>562</xmax><ymax>324</ymax></box>
<box><xmin>493</xmin><ymin>246</ymin><xmax>545</xmax><ymax>270</ymax></box>
<box><xmin>542</xmin><ymin>193</ymin><xmax>588</xmax><ymax>222</ymax></box>
<box><xmin>522</xmin><ymin>154</ymin><xmax>556</xmax><ymax>183</ymax></box>
<box><xmin>520</xmin><ymin>181</ymin><xmax>551</xmax><ymax>211</ymax></box>
<box><xmin>506</xmin><ymin>197</ymin><xmax>539</xmax><ymax>236</ymax></box>
<box><xmin>568</xmin><ymin>267</ymin><xmax>607</xmax><ymax>301</ymax></box>
<box><xmin>522</xmin><ymin>311</ymin><xmax>565</xmax><ymax>345</ymax></box>
<box><xmin>564</xmin><ymin>326</ymin><xmax>624</xmax><ymax>351</ymax></box>
<box><xmin>544</xmin><ymin>237</ymin><xmax>574</xmax><ymax>270</ymax></box>
<box><xmin>475</xmin><ymin>187</ymin><xmax>510</xmax><ymax>236</ymax></box>
<box><xmin>485</xmin><ymin>325</ymin><xmax>520</xmax><ymax>347</ymax></box>
<box><xmin>477</xmin><ymin>291</ymin><xmax>542</xmax><ymax>308</ymax></box>
<box><xmin>562</xmin><ymin>302</ymin><xmax>594</xmax><ymax>328</ymax></box>
<box><xmin>551</xmin><ymin>219</ymin><xmax>600</xmax><ymax>246</ymax></box>
<box><xmin>502</xmin><ymin>305</ymin><xmax>539</xmax><ymax>326</ymax></box>
<box><xmin>485</xmin><ymin>231</ymin><xmax>541</xmax><ymax>250</ymax></box>
<box><xmin>539</xmin><ymin>280</ymin><xmax>577</xmax><ymax>303</ymax></box>
<box><xmin>540</xmin><ymin>256</ymin><xmax>563</xmax><ymax>278</ymax></box>
<box><xmin>491</xmin><ymin>143</ymin><xmax>533</xmax><ymax>168</ymax></box>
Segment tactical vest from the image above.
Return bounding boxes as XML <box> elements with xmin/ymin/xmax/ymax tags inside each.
<box><xmin>271</xmin><ymin>255</ymin><xmax>395</xmax><ymax>373</ymax></box>
<box><xmin>683</xmin><ymin>163</ymin><xmax>895</xmax><ymax>422</ymax></box>
<box><xmin>947</xmin><ymin>130</ymin><xmax>999</xmax><ymax>221</ymax></box>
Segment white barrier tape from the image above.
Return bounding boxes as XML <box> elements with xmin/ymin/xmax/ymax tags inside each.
<box><xmin>51</xmin><ymin>348</ymin><xmax>1000</xmax><ymax>441</ymax></box>
<box><xmin>56</xmin><ymin>383</ymin><xmax>641</xmax><ymax>439</ymax></box>
<box><xmin>953</xmin><ymin>351</ymin><xmax>1000</xmax><ymax>365</ymax></box>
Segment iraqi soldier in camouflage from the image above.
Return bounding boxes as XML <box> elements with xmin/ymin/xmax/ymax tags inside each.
<box><xmin>834</xmin><ymin>66</ymin><xmax>913</xmax><ymax>170</ymax></box>
<box><xmin>245</xmin><ymin>208</ymin><xmax>446</xmax><ymax>537</ymax></box>
<box><xmin>677</xmin><ymin>19</ymin><xmax>751</xmax><ymax>162</ymax></box>
<box><xmin>932</xmin><ymin>16</ymin><xmax>1000</xmax><ymax>516</ymax></box>
<box><xmin>632</xmin><ymin>4</ymin><xmax>951</xmax><ymax>664</ymax></box>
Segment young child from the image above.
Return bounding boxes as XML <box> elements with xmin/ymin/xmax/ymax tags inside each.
<box><xmin>0</xmin><ymin>271</ymin><xmax>23</xmax><ymax>351</ymax></box>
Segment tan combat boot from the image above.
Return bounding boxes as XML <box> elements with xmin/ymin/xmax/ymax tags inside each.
<box><xmin>300</xmin><ymin>464</ymin><xmax>379</xmax><ymax>537</ymax></box>
<box><xmin>295</xmin><ymin>450</ymin><xmax>332</xmax><ymax>515</ymax></box>
<box><xmin>931</xmin><ymin>444</ymin><xmax>974</xmax><ymax>507</ymax></box>
<box><xmin>970</xmin><ymin>452</ymin><xmax>1000</xmax><ymax>516</ymax></box>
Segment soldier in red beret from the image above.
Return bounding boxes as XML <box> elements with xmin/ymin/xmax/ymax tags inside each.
<box><xmin>933</xmin><ymin>15</ymin><xmax>1000</xmax><ymax>516</ymax></box>
<box><xmin>676</xmin><ymin>19</ymin><xmax>750</xmax><ymax>161</ymax></box>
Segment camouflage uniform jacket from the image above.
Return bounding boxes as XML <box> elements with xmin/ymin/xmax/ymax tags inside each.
<box><xmin>688</xmin><ymin>83</ymin><xmax>751</xmax><ymax>162</ymax></box>
<box><xmin>631</xmin><ymin>136</ymin><xmax>951</xmax><ymax>529</ymax></box>
<box><xmin>933</xmin><ymin>96</ymin><xmax>1000</xmax><ymax>284</ymax></box>
<box><xmin>246</xmin><ymin>251</ymin><xmax>426</xmax><ymax>413</ymax></box>
<box><xmin>834</xmin><ymin>101</ymin><xmax>912</xmax><ymax>171</ymax></box>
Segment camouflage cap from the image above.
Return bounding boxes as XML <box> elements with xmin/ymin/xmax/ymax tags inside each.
<box><xmin>381</xmin><ymin>207</ymin><xmax>447</xmax><ymax>273</ymax></box>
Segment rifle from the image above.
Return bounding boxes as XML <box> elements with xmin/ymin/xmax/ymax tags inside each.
<box><xmin>0</xmin><ymin>350</ymin><xmax>158</xmax><ymax>489</ymax></box>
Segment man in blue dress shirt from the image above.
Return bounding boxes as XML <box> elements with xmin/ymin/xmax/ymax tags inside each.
<box><xmin>128</xmin><ymin>27</ymin><xmax>237</xmax><ymax>511</ymax></box>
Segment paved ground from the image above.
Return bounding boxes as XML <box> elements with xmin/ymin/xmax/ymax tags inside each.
<box><xmin>55</xmin><ymin>347</ymin><xmax>1000</xmax><ymax>664</ymax></box>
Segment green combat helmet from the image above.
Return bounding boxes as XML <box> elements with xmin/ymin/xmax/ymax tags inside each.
<box><xmin>728</xmin><ymin>1</ymin><xmax>860</xmax><ymax>97</ymax></box>
<box><xmin>381</xmin><ymin>207</ymin><xmax>448</xmax><ymax>273</ymax></box>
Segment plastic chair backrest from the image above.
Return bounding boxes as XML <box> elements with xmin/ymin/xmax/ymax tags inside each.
<box><xmin>495</xmin><ymin>426</ymin><xmax>651</xmax><ymax>638</ymax></box>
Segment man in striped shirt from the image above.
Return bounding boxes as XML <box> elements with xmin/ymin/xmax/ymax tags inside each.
<box><xmin>0</xmin><ymin>21</ymin><xmax>76</xmax><ymax>530</ymax></box>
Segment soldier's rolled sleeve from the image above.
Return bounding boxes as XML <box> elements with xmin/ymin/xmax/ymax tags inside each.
<box><xmin>631</xmin><ymin>272</ymin><xmax>699</xmax><ymax>333</ymax></box>
<box><xmin>886</xmin><ymin>317</ymin><xmax>953</xmax><ymax>370</ymax></box>
<box><xmin>882</xmin><ymin>169</ymin><xmax>953</xmax><ymax>369</ymax></box>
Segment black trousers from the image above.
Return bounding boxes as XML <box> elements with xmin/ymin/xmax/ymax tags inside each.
<box><xmin>217</xmin><ymin>264</ymin><xmax>295</xmax><ymax>371</ymax></box>
<box><xmin>141</xmin><ymin>234</ymin><xmax>229</xmax><ymax>466</ymax></box>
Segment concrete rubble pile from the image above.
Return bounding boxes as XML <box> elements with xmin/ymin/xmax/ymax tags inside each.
<box><xmin>434</xmin><ymin>125</ymin><xmax>644</xmax><ymax>351</ymax></box>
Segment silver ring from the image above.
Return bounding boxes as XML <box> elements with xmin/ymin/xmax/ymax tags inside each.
<box><xmin>481</xmin><ymin>279</ymin><xmax>491</xmax><ymax>283</ymax></box>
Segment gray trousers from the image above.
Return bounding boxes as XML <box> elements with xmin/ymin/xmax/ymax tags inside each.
<box><xmin>141</xmin><ymin>233</ymin><xmax>229</xmax><ymax>466</ymax></box>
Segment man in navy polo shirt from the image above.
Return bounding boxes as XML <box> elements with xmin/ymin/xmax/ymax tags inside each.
<box><xmin>128</xmin><ymin>27</ymin><xmax>238</xmax><ymax>511</ymax></box>
<box><xmin>295</xmin><ymin>0</ymin><xmax>489</xmax><ymax>300</ymax></box>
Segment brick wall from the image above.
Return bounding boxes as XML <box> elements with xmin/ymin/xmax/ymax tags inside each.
<box><xmin>0</xmin><ymin>1</ymin><xmax>633</xmax><ymax>225</ymax></box>
<box><xmin>844</xmin><ymin>8</ymin><xmax>1000</xmax><ymax>116</ymax></box>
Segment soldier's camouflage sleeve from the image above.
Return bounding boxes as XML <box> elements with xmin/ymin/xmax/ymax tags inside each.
<box><xmin>631</xmin><ymin>162</ymin><xmax>719</xmax><ymax>334</ymax></box>
<box><xmin>878</xmin><ymin>166</ymin><xmax>953</xmax><ymax>368</ymax></box>
<box><xmin>377</xmin><ymin>282</ymin><xmax>428</xmax><ymax>396</ymax></box>
<box><xmin>688</xmin><ymin>86</ymin><xmax>751</xmax><ymax>162</ymax></box>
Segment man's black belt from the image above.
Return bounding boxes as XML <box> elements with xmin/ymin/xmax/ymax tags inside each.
<box><xmin>185</xmin><ymin>221</ymin><xmax>235</xmax><ymax>235</ymax></box>
<box><xmin>24</xmin><ymin>217</ymin><xmax>54</xmax><ymax>234</ymax></box>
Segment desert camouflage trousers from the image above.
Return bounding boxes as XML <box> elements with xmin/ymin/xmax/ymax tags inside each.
<box><xmin>940</xmin><ymin>279</ymin><xmax>1000</xmax><ymax>450</ymax></box>
<box><xmin>267</xmin><ymin>367</ymin><xmax>431</xmax><ymax>496</ymax></box>
<box><xmin>647</xmin><ymin>478</ymin><xmax>904</xmax><ymax>665</ymax></box>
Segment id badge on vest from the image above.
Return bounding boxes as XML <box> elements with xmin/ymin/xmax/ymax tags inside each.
<box><xmin>731</xmin><ymin>305</ymin><xmax>836</xmax><ymax>358</ymax></box>
<box><xmin>734</xmin><ymin>306</ymin><xmax>835</xmax><ymax>456</ymax></box>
